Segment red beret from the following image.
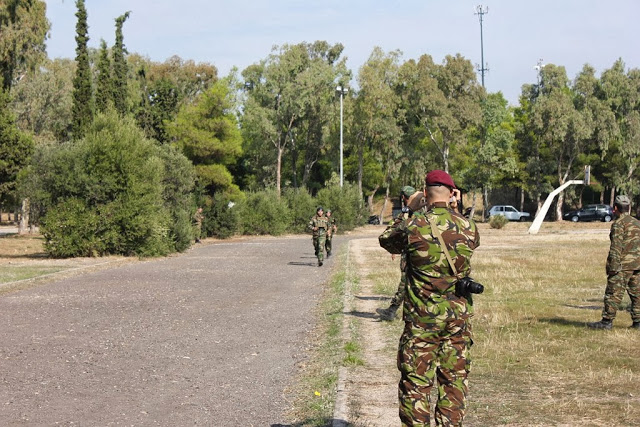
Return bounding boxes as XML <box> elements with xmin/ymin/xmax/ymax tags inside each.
<box><xmin>425</xmin><ymin>170</ymin><xmax>456</xmax><ymax>189</ymax></box>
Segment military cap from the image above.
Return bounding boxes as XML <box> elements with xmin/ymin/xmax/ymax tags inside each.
<box><xmin>615</xmin><ymin>195</ymin><xmax>631</xmax><ymax>206</ymax></box>
<box><xmin>425</xmin><ymin>170</ymin><xmax>456</xmax><ymax>189</ymax></box>
<box><xmin>401</xmin><ymin>186</ymin><xmax>416</xmax><ymax>198</ymax></box>
<box><xmin>316</xmin><ymin>206</ymin><xmax>324</xmax><ymax>212</ymax></box>
<box><xmin>326</xmin><ymin>209</ymin><xmax>332</xmax><ymax>213</ymax></box>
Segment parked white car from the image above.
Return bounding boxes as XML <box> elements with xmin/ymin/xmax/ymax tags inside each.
<box><xmin>487</xmin><ymin>205</ymin><xmax>531</xmax><ymax>221</ymax></box>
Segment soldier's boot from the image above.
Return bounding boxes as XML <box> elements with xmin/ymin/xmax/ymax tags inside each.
<box><xmin>376</xmin><ymin>304</ymin><xmax>400</xmax><ymax>321</ymax></box>
<box><xmin>587</xmin><ymin>319</ymin><xmax>613</xmax><ymax>330</ymax></box>
<box><xmin>318</xmin><ymin>259</ymin><xmax>323</xmax><ymax>267</ymax></box>
<box><xmin>630</xmin><ymin>322</ymin><xmax>640</xmax><ymax>330</ymax></box>
<box><xmin>326</xmin><ymin>251</ymin><xmax>331</xmax><ymax>258</ymax></box>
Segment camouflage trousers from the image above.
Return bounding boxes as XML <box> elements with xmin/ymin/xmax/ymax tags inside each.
<box><xmin>325</xmin><ymin>234</ymin><xmax>333</xmax><ymax>254</ymax></box>
<box><xmin>602</xmin><ymin>270</ymin><xmax>640</xmax><ymax>322</ymax></box>
<box><xmin>397</xmin><ymin>319</ymin><xmax>472</xmax><ymax>426</ymax></box>
<box><xmin>313</xmin><ymin>233</ymin><xmax>326</xmax><ymax>262</ymax></box>
<box><xmin>390</xmin><ymin>254</ymin><xmax>408</xmax><ymax>307</ymax></box>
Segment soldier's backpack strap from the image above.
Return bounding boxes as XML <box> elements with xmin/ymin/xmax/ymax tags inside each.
<box><xmin>427</xmin><ymin>216</ymin><xmax>462</xmax><ymax>280</ymax></box>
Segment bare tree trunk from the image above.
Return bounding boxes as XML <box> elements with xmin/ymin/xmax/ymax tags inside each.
<box><xmin>18</xmin><ymin>199</ymin><xmax>29</xmax><ymax>235</ymax></box>
<box><xmin>367</xmin><ymin>185</ymin><xmax>379</xmax><ymax>213</ymax></box>
<box><xmin>379</xmin><ymin>186</ymin><xmax>390</xmax><ymax>223</ymax></box>
<box><xmin>276</xmin><ymin>147</ymin><xmax>283</xmax><ymax>198</ymax></box>
<box><xmin>469</xmin><ymin>191</ymin><xmax>477</xmax><ymax>219</ymax></box>
<box><xmin>600</xmin><ymin>189</ymin><xmax>605</xmax><ymax>204</ymax></box>
<box><xmin>357</xmin><ymin>143</ymin><xmax>364</xmax><ymax>198</ymax></box>
<box><xmin>482</xmin><ymin>186</ymin><xmax>489</xmax><ymax>222</ymax></box>
<box><xmin>519</xmin><ymin>188</ymin><xmax>525</xmax><ymax>212</ymax></box>
<box><xmin>556</xmin><ymin>192</ymin><xmax>564</xmax><ymax>221</ymax></box>
<box><xmin>610</xmin><ymin>187</ymin><xmax>616</xmax><ymax>206</ymax></box>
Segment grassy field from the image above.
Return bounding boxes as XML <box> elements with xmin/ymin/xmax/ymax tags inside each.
<box><xmin>371</xmin><ymin>220</ymin><xmax>640</xmax><ymax>426</ymax></box>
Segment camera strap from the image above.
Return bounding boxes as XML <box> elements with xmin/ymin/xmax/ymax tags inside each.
<box><xmin>427</xmin><ymin>215</ymin><xmax>462</xmax><ymax>280</ymax></box>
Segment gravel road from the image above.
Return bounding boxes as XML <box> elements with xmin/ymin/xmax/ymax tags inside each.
<box><xmin>0</xmin><ymin>234</ymin><xmax>344</xmax><ymax>426</ymax></box>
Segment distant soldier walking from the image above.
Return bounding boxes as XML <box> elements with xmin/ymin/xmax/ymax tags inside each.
<box><xmin>309</xmin><ymin>206</ymin><xmax>329</xmax><ymax>267</ymax></box>
<box><xmin>325</xmin><ymin>209</ymin><xmax>338</xmax><ymax>258</ymax></box>
<box><xmin>193</xmin><ymin>207</ymin><xmax>204</xmax><ymax>243</ymax></box>
<box><xmin>588</xmin><ymin>195</ymin><xmax>640</xmax><ymax>330</ymax></box>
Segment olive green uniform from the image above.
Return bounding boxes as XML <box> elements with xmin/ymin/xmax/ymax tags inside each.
<box><xmin>325</xmin><ymin>215</ymin><xmax>337</xmax><ymax>256</ymax></box>
<box><xmin>602</xmin><ymin>212</ymin><xmax>640</xmax><ymax>323</ymax></box>
<box><xmin>309</xmin><ymin>214</ymin><xmax>329</xmax><ymax>265</ymax></box>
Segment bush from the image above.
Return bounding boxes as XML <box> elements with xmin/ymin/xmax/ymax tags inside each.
<box><xmin>489</xmin><ymin>214</ymin><xmax>509</xmax><ymax>229</ymax></box>
<box><xmin>282</xmin><ymin>188</ymin><xmax>316</xmax><ymax>233</ymax></box>
<box><xmin>203</xmin><ymin>193</ymin><xmax>240</xmax><ymax>238</ymax></box>
<box><xmin>24</xmin><ymin>112</ymin><xmax>194</xmax><ymax>257</ymax></box>
<box><xmin>237</xmin><ymin>189</ymin><xmax>290</xmax><ymax>235</ymax></box>
<box><xmin>315</xmin><ymin>183</ymin><xmax>368</xmax><ymax>232</ymax></box>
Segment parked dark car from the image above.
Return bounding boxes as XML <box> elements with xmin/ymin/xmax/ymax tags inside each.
<box><xmin>563</xmin><ymin>204</ymin><xmax>614</xmax><ymax>222</ymax></box>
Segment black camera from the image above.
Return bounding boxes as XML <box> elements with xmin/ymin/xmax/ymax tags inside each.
<box><xmin>455</xmin><ymin>277</ymin><xmax>484</xmax><ymax>305</ymax></box>
<box><xmin>456</xmin><ymin>277</ymin><xmax>484</xmax><ymax>295</ymax></box>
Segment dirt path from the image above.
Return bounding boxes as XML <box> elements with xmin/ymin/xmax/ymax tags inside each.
<box><xmin>342</xmin><ymin>236</ymin><xmax>400</xmax><ymax>426</ymax></box>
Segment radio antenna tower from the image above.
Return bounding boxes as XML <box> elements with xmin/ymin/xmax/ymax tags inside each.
<box><xmin>475</xmin><ymin>5</ymin><xmax>489</xmax><ymax>88</ymax></box>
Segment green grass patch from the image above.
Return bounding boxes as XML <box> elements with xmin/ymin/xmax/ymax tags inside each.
<box><xmin>0</xmin><ymin>265</ymin><xmax>66</xmax><ymax>283</ymax></box>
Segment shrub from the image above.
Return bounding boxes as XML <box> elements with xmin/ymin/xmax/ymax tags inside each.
<box><xmin>315</xmin><ymin>183</ymin><xmax>368</xmax><ymax>232</ymax></box>
<box><xmin>203</xmin><ymin>193</ymin><xmax>240</xmax><ymax>239</ymax></box>
<box><xmin>282</xmin><ymin>188</ymin><xmax>316</xmax><ymax>233</ymax></box>
<box><xmin>489</xmin><ymin>214</ymin><xmax>509</xmax><ymax>229</ymax></box>
<box><xmin>237</xmin><ymin>189</ymin><xmax>290</xmax><ymax>235</ymax></box>
<box><xmin>24</xmin><ymin>112</ymin><xmax>194</xmax><ymax>257</ymax></box>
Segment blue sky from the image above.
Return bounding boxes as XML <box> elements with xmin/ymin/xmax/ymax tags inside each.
<box><xmin>43</xmin><ymin>0</ymin><xmax>640</xmax><ymax>105</ymax></box>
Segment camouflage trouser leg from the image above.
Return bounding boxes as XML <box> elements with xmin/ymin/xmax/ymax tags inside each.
<box><xmin>390</xmin><ymin>254</ymin><xmax>408</xmax><ymax>307</ymax></box>
<box><xmin>389</xmin><ymin>271</ymin><xmax>406</xmax><ymax>307</ymax></box>
<box><xmin>325</xmin><ymin>235</ymin><xmax>332</xmax><ymax>253</ymax></box>
<box><xmin>397</xmin><ymin>322</ymin><xmax>471</xmax><ymax>427</ymax></box>
<box><xmin>603</xmin><ymin>270</ymin><xmax>640</xmax><ymax>322</ymax></box>
<box><xmin>314</xmin><ymin>234</ymin><xmax>326</xmax><ymax>262</ymax></box>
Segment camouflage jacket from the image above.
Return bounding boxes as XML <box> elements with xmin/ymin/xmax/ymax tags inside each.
<box><xmin>327</xmin><ymin>216</ymin><xmax>337</xmax><ymax>235</ymax></box>
<box><xmin>379</xmin><ymin>202</ymin><xmax>480</xmax><ymax>323</ymax></box>
<box><xmin>309</xmin><ymin>214</ymin><xmax>329</xmax><ymax>237</ymax></box>
<box><xmin>606</xmin><ymin>213</ymin><xmax>640</xmax><ymax>273</ymax></box>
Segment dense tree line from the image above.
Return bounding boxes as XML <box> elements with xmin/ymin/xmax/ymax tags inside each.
<box><xmin>1</xmin><ymin>0</ymin><xmax>639</xmax><ymax>256</ymax></box>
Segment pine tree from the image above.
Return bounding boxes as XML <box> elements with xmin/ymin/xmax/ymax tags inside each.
<box><xmin>112</xmin><ymin>11</ymin><xmax>130</xmax><ymax>116</ymax></box>
<box><xmin>71</xmin><ymin>0</ymin><xmax>94</xmax><ymax>139</ymax></box>
<box><xmin>95</xmin><ymin>39</ymin><xmax>112</xmax><ymax>113</ymax></box>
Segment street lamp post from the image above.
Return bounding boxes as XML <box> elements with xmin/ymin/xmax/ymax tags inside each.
<box><xmin>336</xmin><ymin>85</ymin><xmax>348</xmax><ymax>188</ymax></box>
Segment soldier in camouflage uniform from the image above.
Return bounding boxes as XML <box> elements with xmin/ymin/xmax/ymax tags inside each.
<box><xmin>379</xmin><ymin>170</ymin><xmax>480</xmax><ymax>427</ymax></box>
<box><xmin>309</xmin><ymin>206</ymin><xmax>329</xmax><ymax>267</ymax></box>
<box><xmin>588</xmin><ymin>195</ymin><xmax>640</xmax><ymax>330</ymax></box>
<box><xmin>324</xmin><ymin>209</ymin><xmax>338</xmax><ymax>258</ymax></box>
<box><xmin>377</xmin><ymin>186</ymin><xmax>417</xmax><ymax>321</ymax></box>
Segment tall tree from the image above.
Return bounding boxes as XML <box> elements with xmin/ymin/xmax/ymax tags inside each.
<box><xmin>95</xmin><ymin>39</ymin><xmax>112</xmax><ymax>113</ymax></box>
<box><xmin>10</xmin><ymin>57</ymin><xmax>74</xmax><ymax>143</ymax></box>
<box><xmin>167</xmin><ymin>79</ymin><xmax>242</xmax><ymax>198</ymax></box>
<box><xmin>241</xmin><ymin>42</ymin><xmax>345</xmax><ymax>196</ymax></box>
<box><xmin>70</xmin><ymin>0</ymin><xmax>93</xmax><ymax>138</ymax></box>
<box><xmin>351</xmin><ymin>47</ymin><xmax>403</xmax><ymax>213</ymax></box>
<box><xmin>399</xmin><ymin>54</ymin><xmax>483</xmax><ymax>173</ymax></box>
<box><xmin>112</xmin><ymin>11</ymin><xmax>130</xmax><ymax>115</ymax></box>
<box><xmin>0</xmin><ymin>0</ymin><xmax>49</xmax><ymax>92</ymax></box>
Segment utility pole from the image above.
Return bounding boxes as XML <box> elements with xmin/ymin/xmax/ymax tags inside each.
<box><xmin>475</xmin><ymin>5</ymin><xmax>489</xmax><ymax>87</ymax></box>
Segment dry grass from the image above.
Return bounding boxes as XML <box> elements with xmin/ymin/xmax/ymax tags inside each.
<box><xmin>364</xmin><ymin>221</ymin><xmax>640</xmax><ymax>426</ymax></box>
